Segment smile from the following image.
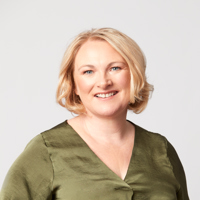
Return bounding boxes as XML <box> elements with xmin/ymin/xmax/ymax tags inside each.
<box><xmin>95</xmin><ymin>91</ymin><xmax>118</xmax><ymax>98</ymax></box>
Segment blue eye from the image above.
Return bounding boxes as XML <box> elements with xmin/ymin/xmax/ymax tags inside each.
<box><xmin>111</xmin><ymin>67</ymin><xmax>120</xmax><ymax>71</ymax></box>
<box><xmin>84</xmin><ymin>70</ymin><xmax>93</xmax><ymax>74</ymax></box>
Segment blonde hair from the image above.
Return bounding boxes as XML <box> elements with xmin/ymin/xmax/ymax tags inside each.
<box><xmin>56</xmin><ymin>28</ymin><xmax>154</xmax><ymax>114</ymax></box>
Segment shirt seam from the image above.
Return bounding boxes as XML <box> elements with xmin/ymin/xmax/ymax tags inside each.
<box><xmin>164</xmin><ymin>136</ymin><xmax>181</xmax><ymax>194</ymax></box>
<box><xmin>41</xmin><ymin>132</ymin><xmax>55</xmax><ymax>193</ymax></box>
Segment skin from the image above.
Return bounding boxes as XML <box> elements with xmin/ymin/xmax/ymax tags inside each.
<box><xmin>68</xmin><ymin>40</ymin><xmax>135</xmax><ymax>180</ymax></box>
<box><xmin>74</xmin><ymin>40</ymin><xmax>131</xmax><ymax>118</ymax></box>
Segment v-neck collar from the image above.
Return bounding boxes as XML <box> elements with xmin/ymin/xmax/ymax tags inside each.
<box><xmin>64</xmin><ymin>120</ymin><xmax>138</xmax><ymax>183</ymax></box>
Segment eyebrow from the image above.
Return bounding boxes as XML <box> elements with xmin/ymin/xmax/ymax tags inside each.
<box><xmin>77</xmin><ymin>62</ymin><xmax>126</xmax><ymax>71</ymax></box>
<box><xmin>78</xmin><ymin>65</ymin><xmax>95</xmax><ymax>71</ymax></box>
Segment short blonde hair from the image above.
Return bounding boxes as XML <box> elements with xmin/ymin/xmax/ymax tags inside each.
<box><xmin>57</xmin><ymin>28</ymin><xmax>154</xmax><ymax>114</ymax></box>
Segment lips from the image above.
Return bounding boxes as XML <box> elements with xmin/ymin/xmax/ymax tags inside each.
<box><xmin>95</xmin><ymin>91</ymin><xmax>118</xmax><ymax>98</ymax></box>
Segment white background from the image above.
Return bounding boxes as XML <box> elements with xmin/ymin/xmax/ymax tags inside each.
<box><xmin>0</xmin><ymin>0</ymin><xmax>199</xmax><ymax>199</ymax></box>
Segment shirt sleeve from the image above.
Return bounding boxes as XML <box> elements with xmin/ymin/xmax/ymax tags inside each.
<box><xmin>167</xmin><ymin>140</ymin><xmax>190</xmax><ymax>200</ymax></box>
<box><xmin>0</xmin><ymin>134</ymin><xmax>54</xmax><ymax>200</ymax></box>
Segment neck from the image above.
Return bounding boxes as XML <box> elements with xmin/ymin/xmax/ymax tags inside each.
<box><xmin>78</xmin><ymin>111</ymin><xmax>131</xmax><ymax>145</ymax></box>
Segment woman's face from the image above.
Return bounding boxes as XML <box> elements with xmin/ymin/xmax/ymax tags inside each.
<box><xmin>73</xmin><ymin>40</ymin><xmax>131</xmax><ymax>118</ymax></box>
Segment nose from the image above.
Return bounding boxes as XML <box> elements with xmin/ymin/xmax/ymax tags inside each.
<box><xmin>97</xmin><ymin>74</ymin><xmax>113</xmax><ymax>89</ymax></box>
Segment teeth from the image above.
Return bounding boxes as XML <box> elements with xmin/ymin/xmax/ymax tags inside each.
<box><xmin>96</xmin><ymin>92</ymin><xmax>116</xmax><ymax>98</ymax></box>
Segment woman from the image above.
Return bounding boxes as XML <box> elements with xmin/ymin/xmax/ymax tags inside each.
<box><xmin>0</xmin><ymin>28</ymin><xmax>189</xmax><ymax>199</ymax></box>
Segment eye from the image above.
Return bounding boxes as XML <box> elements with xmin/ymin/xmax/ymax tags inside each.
<box><xmin>83</xmin><ymin>70</ymin><xmax>93</xmax><ymax>74</ymax></box>
<box><xmin>111</xmin><ymin>67</ymin><xmax>121</xmax><ymax>71</ymax></box>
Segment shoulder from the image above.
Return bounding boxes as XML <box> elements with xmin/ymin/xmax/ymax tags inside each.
<box><xmin>134</xmin><ymin>123</ymin><xmax>189</xmax><ymax>195</ymax></box>
<box><xmin>133</xmin><ymin>122</ymin><xmax>182</xmax><ymax>169</ymax></box>
<box><xmin>133</xmin><ymin>122</ymin><xmax>168</xmax><ymax>151</ymax></box>
<box><xmin>3</xmin><ymin>121</ymin><xmax>71</xmax><ymax>177</ymax></box>
<box><xmin>0</xmin><ymin>124</ymin><xmax>61</xmax><ymax>198</ymax></box>
<box><xmin>40</xmin><ymin>120</ymin><xmax>76</xmax><ymax>148</ymax></box>
<box><xmin>134</xmin><ymin>123</ymin><xmax>181</xmax><ymax>160</ymax></box>
<box><xmin>134</xmin><ymin>123</ymin><xmax>182</xmax><ymax>160</ymax></box>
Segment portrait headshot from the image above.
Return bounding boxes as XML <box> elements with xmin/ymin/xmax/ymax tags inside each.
<box><xmin>0</xmin><ymin>0</ymin><xmax>199</xmax><ymax>199</ymax></box>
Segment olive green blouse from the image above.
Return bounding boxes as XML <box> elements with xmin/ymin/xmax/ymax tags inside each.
<box><xmin>0</xmin><ymin>121</ymin><xmax>189</xmax><ymax>199</ymax></box>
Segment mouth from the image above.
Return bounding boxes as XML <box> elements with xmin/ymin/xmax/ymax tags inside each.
<box><xmin>95</xmin><ymin>91</ymin><xmax>118</xmax><ymax>98</ymax></box>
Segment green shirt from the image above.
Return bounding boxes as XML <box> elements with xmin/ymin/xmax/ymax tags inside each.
<box><xmin>0</xmin><ymin>121</ymin><xmax>189</xmax><ymax>199</ymax></box>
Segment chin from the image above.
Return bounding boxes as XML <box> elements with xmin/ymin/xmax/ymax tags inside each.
<box><xmin>88</xmin><ymin>106</ymin><xmax>127</xmax><ymax>118</ymax></box>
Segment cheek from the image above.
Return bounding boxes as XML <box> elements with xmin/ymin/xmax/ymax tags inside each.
<box><xmin>122</xmin><ymin>77</ymin><xmax>130</xmax><ymax>88</ymax></box>
<box><xmin>118</xmin><ymin>71</ymin><xmax>131</xmax><ymax>90</ymax></box>
<box><xmin>74</xmin><ymin>77</ymin><xmax>93</xmax><ymax>96</ymax></box>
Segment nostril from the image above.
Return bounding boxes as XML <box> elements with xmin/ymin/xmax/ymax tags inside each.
<box><xmin>97</xmin><ymin>79</ymin><xmax>113</xmax><ymax>88</ymax></box>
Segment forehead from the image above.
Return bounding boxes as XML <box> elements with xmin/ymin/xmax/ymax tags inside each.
<box><xmin>74</xmin><ymin>40</ymin><xmax>125</xmax><ymax>67</ymax></box>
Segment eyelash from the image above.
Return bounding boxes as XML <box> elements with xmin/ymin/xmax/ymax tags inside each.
<box><xmin>83</xmin><ymin>67</ymin><xmax>121</xmax><ymax>74</ymax></box>
<box><xmin>111</xmin><ymin>67</ymin><xmax>121</xmax><ymax>71</ymax></box>
<box><xmin>83</xmin><ymin>70</ymin><xmax>93</xmax><ymax>74</ymax></box>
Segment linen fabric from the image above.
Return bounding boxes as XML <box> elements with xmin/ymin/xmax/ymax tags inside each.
<box><xmin>0</xmin><ymin>121</ymin><xmax>189</xmax><ymax>199</ymax></box>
